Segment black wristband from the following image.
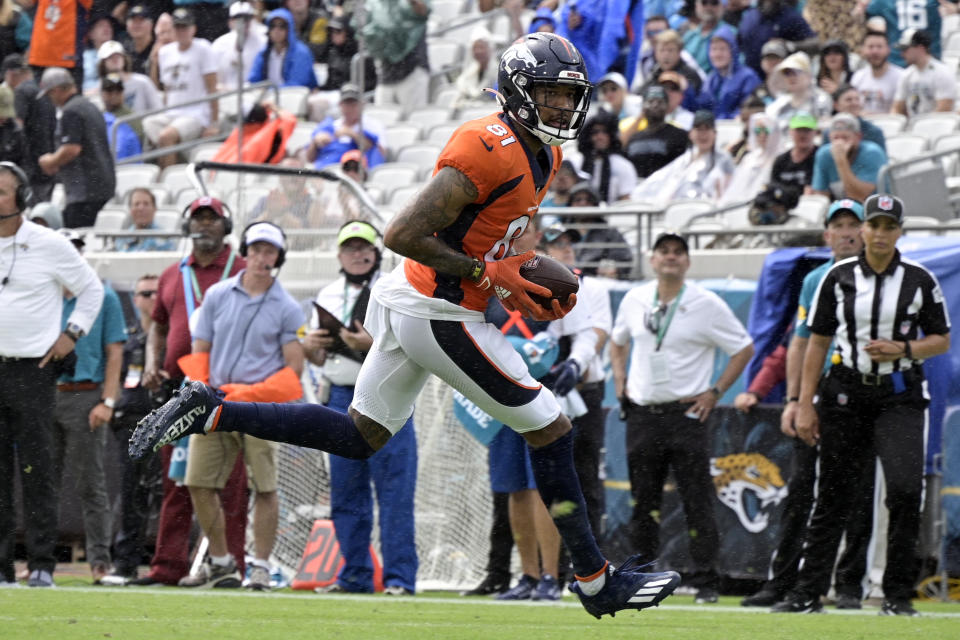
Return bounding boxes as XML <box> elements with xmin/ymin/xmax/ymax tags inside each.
<box><xmin>903</xmin><ymin>340</ymin><xmax>913</xmax><ymax>360</ymax></box>
<box><xmin>709</xmin><ymin>386</ymin><xmax>721</xmax><ymax>397</ymax></box>
<box><xmin>786</xmin><ymin>396</ymin><xmax>799</xmax><ymax>404</ymax></box>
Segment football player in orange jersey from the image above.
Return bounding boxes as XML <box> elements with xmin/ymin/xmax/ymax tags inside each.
<box><xmin>131</xmin><ymin>33</ymin><xmax>681</xmax><ymax>617</ymax></box>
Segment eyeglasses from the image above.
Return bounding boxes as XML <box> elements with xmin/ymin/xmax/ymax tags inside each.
<box><xmin>645</xmin><ymin>28</ymin><xmax>664</xmax><ymax>40</ymax></box>
<box><xmin>644</xmin><ymin>303</ymin><xmax>668</xmax><ymax>334</ymax></box>
<box><xmin>135</xmin><ymin>290</ymin><xmax>157</xmax><ymax>298</ymax></box>
<box><xmin>782</xmin><ymin>68</ymin><xmax>799</xmax><ymax>77</ymax></box>
<box><xmin>700</xmin><ymin>0</ymin><xmax>721</xmax><ymax>5</ymax></box>
<box><xmin>753</xmin><ymin>127</ymin><xmax>770</xmax><ymax>135</ymax></box>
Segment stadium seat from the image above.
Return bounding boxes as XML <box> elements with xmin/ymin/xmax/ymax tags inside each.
<box><xmin>457</xmin><ymin>105</ymin><xmax>496</xmax><ymax>122</ymax></box>
<box><xmin>666</xmin><ymin>199</ymin><xmax>715</xmax><ymax>229</ymax></box>
<box><xmin>792</xmin><ymin>194</ymin><xmax>829</xmax><ymax>226</ymax></box>
<box><xmin>384</xmin><ymin>124</ymin><xmax>422</xmax><ymax>160</ymax></box>
<box><xmin>907</xmin><ymin>113</ymin><xmax>960</xmax><ymax>144</ymax></box>
<box><xmin>395</xmin><ymin>144</ymin><xmax>442</xmax><ymax>178</ymax></box>
<box><xmin>362</xmin><ymin>105</ymin><xmax>403</xmax><ymax>127</ymax></box>
<box><xmin>94</xmin><ymin>209</ymin><xmax>127</xmax><ymax>231</ymax></box>
<box><xmin>425</xmin><ymin>122</ymin><xmax>459</xmax><ymax>147</ymax></box>
<box><xmin>430</xmin><ymin>0</ymin><xmax>463</xmax><ymax>24</ymax></box>
<box><xmin>368</xmin><ymin>163</ymin><xmax>419</xmax><ymax>195</ymax></box>
<box><xmin>387</xmin><ymin>184</ymin><xmax>422</xmax><ymax>209</ymax></box>
<box><xmin>364</xmin><ymin>183</ymin><xmax>386</xmax><ymax>205</ymax></box>
<box><xmin>120</xmin><ymin>184</ymin><xmax>171</xmax><ymax>206</ymax></box>
<box><xmin>945</xmin><ymin>30</ymin><xmax>960</xmax><ymax>56</ymax></box>
<box><xmin>934</xmin><ymin>133</ymin><xmax>960</xmax><ymax>176</ymax></box>
<box><xmin>427</xmin><ymin>39</ymin><xmax>463</xmax><ymax>73</ymax></box>
<box><xmin>885</xmin><ymin>134</ymin><xmax>928</xmax><ymax>162</ymax></box>
<box><xmin>154</xmin><ymin>208</ymin><xmax>182</xmax><ymax>232</ymax></box>
<box><xmin>902</xmin><ymin>215</ymin><xmax>942</xmax><ymax>236</ymax></box>
<box><xmin>286</xmin><ymin>122</ymin><xmax>317</xmax><ymax>157</ymax></box>
<box><xmin>865</xmin><ymin>113</ymin><xmax>907</xmax><ymax>138</ymax></box>
<box><xmin>432</xmin><ymin>86</ymin><xmax>460</xmax><ymax>110</ymax></box>
<box><xmin>161</xmin><ymin>164</ymin><xmax>193</xmax><ymax>194</ymax></box>
<box><xmin>278</xmin><ymin>86</ymin><xmax>310</xmax><ymax>118</ymax></box>
<box><xmin>116</xmin><ymin>165</ymin><xmax>161</xmax><ymax>200</ymax></box>
<box><xmin>190</xmin><ymin>142</ymin><xmax>223</xmax><ymax>163</ymax></box>
<box><xmin>715</xmin><ymin>119</ymin><xmax>742</xmax><ymax>150</ymax></box>
<box><xmin>404</xmin><ymin>107</ymin><xmax>454</xmax><ymax>133</ymax></box>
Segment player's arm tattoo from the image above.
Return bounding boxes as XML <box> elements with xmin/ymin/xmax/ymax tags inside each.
<box><xmin>384</xmin><ymin>166</ymin><xmax>481</xmax><ymax>279</ymax></box>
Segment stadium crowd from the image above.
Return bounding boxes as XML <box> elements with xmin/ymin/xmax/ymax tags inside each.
<box><xmin>0</xmin><ymin>0</ymin><xmax>957</xmax><ymax>619</ymax></box>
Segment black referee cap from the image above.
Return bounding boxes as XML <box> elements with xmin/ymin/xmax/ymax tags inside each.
<box><xmin>863</xmin><ymin>194</ymin><xmax>904</xmax><ymax>225</ymax></box>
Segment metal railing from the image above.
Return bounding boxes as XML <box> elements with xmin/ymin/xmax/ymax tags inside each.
<box><xmin>109</xmin><ymin>81</ymin><xmax>280</xmax><ymax>165</ymax></box>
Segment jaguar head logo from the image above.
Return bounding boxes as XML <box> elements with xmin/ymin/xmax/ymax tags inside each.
<box><xmin>710</xmin><ymin>453</ymin><xmax>787</xmax><ymax>533</ymax></box>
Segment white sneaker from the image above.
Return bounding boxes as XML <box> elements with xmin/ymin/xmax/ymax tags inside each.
<box><xmin>178</xmin><ymin>558</ymin><xmax>241</xmax><ymax>589</ymax></box>
<box><xmin>245</xmin><ymin>564</ymin><xmax>271</xmax><ymax>591</ymax></box>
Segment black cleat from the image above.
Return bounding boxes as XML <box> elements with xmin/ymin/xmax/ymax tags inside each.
<box><xmin>128</xmin><ymin>381</ymin><xmax>223</xmax><ymax>460</ymax></box>
<box><xmin>570</xmin><ymin>556</ymin><xmax>680</xmax><ymax>619</ymax></box>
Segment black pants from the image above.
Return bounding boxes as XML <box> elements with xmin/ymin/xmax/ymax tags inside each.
<box><xmin>625</xmin><ymin>402</ymin><xmax>720</xmax><ymax>588</ymax></box>
<box><xmin>572</xmin><ymin>382</ymin><xmax>606</xmax><ymax>538</ymax></box>
<box><xmin>111</xmin><ymin>424</ymin><xmax>162</xmax><ymax>576</ymax></box>
<box><xmin>0</xmin><ymin>358</ymin><xmax>58</xmax><ymax>581</ymax></box>
<box><xmin>796</xmin><ymin>370</ymin><xmax>926</xmax><ymax>601</ymax></box>
<box><xmin>766</xmin><ymin>438</ymin><xmax>875</xmax><ymax>597</ymax></box>
<box><xmin>63</xmin><ymin>199</ymin><xmax>110</xmax><ymax>229</ymax></box>
<box><xmin>485</xmin><ymin>491</ymin><xmax>513</xmax><ymax>579</ymax></box>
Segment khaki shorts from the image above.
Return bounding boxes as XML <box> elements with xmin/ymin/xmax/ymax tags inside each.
<box><xmin>143</xmin><ymin>112</ymin><xmax>204</xmax><ymax>145</ymax></box>
<box><xmin>184</xmin><ymin>431</ymin><xmax>278</xmax><ymax>493</ymax></box>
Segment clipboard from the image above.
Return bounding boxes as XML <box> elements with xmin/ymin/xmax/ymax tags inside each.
<box><xmin>312</xmin><ymin>302</ymin><xmax>365</xmax><ymax>362</ymax></box>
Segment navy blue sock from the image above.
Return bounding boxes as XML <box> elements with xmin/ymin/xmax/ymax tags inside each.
<box><xmin>528</xmin><ymin>431</ymin><xmax>606</xmax><ymax>578</ymax></box>
<box><xmin>216</xmin><ymin>402</ymin><xmax>375</xmax><ymax>460</ymax></box>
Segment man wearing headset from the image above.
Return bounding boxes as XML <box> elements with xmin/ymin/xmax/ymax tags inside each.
<box><xmin>180</xmin><ymin>220</ymin><xmax>306</xmax><ymax>590</ymax></box>
<box><xmin>305</xmin><ymin>220</ymin><xmax>418</xmax><ymax>596</ymax></box>
<box><xmin>133</xmin><ymin>196</ymin><xmax>251</xmax><ymax>587</ymax></box>
<box><xmin>0</xmin><ymin>162</ymin><xmax>103</xmax><ymax>587</ymax></box>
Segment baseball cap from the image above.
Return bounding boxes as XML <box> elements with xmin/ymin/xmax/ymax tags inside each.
<box><xmin>598</xmin><ymin>71</ymin><xmax>628</xmax><ymax>91</ymax></box>
<box><xmin>863</xmin><ymin>194</ymin><xmax>904</xmax><ymax>224</ymax></box>
<box><xmin>652</xmin><ymin>231</ymin><xmax>689</xmax><ymax>253</ymax></box>
<box><xmin>830</xmin><ymin>112</ymin><xmax>860</xmax><ymax>133</ymax></box>
<box><xmin>643</xmin><ymin>84</ymin><xmax>668</xmax><ymax>102</ymax></box>
<box><xmin>188</xmin><ymin>196</ymin><xmax>226</xmax><ymax>218</ymax></box>
<box><xmin>658</xmin><ymin>70</ymin><xmax>688</xmax><ymax>92</ymax></box>
<box><xmin>339</xmin><ymin>83</ymin><xmax>362</xmax><ymax>102</ymax></box>
<box><xmin>542</xmin><ymin>222</ymin><xmax>582</xmax><ymax>244</ymax></box>
<box><xmin>825</xmin><ymin>198</ymin><xmax>864</xmax><ymax>225</ymax></box>
<box><xmin>243</xmin><ymin>222</ymin><xmax>285</xmax><ymax>251</ymax></box>
<box><xmin>0</xmin><ymin>85</ymin><xmax>14</xmax><ymax>119</ymax></box>
<box><xmin>337</xmin><ymin>220</ymin><xmax>379</xmax><ymax>247</ymax></box>
<box><xmin>0</xmin><ymin>53</ymin><xmax>27</xmax><ymax>75</ymax></box>
<box><xmin>340</xmin><ymin>149</ymin><xmax>366</xmax><ymax>167</ymax></box>
<box><xmin>229</xmin><ymin>2</ymin><xmax>255</xmax><ymax>18</ymax></box>
<box><xmin>898</xmin><ymin>28</ymin><xmax>932</xmax><ymax>50</ymax></box>
<box><xmin>821</xmin><ymin>40</ymin><xmax>848</xmax><ymax>55</ymax></box>
<box><xmin>97</xmin><ymin>40</ymin><xmax>125</xmax><ymax>62</ymax></box>
<box><xmin>692</xmin><ymin>109</ymin><xmax>716</xmax><ymax>128</ymax></box>
<box><xmin>789</xmin><ymin>111</ymin><xmax>818</xmax><ymax>130</ymax></box>
<box><xmin>172</xmin><ymin>8</ymin><xmax>195</xmax><ymax>26</ymax></box>
<box><xmin>328</xmin><ymin>17</ymin><xmax>346</xmax><ymax>31</ymax></box>
<box><xmin>761</xmin><ymin>39</ymin><xmax>787</xmax><ymax>60</ymax></box>
<box><xmin>101</xmin><ymin>73</ymin><xmax>124</xmax><ymax>91</ymax></box>
<box><xmin>127</xmin><ymin>4</ymin><xmax>150</xmax><ymax>20</ymax></box>
<box><xmin>776</xmin><ymin>52</ymin><xmax>811</xmax><ymax>75</ymax></box>
<box><xmin>37</xmin><ymin>67</ymin><xmax>74</xmax><ymax>98</ymax></box>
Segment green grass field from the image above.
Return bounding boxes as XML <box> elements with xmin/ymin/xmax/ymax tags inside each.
<box><xmin>2</xmin><ymin>586</ymin><xmax>959</xmax><ymax>640</ymax></box>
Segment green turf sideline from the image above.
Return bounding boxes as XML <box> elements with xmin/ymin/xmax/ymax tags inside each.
<box><xmin>13</xmin><ymin>586</ymin><xmax>960</xmax><ymax>618</ymax></box>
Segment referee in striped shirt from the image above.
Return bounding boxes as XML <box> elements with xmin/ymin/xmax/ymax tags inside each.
<box><xmin>774</xmin><ymin>194</ymin><xmax>951</xmax><ymax>616</ymax></box>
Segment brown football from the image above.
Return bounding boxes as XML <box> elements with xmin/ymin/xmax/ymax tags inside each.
<box><xmin>519</xmin><ymin>254</ymin><xmax>579</xmax><ymax>308</ymax></box>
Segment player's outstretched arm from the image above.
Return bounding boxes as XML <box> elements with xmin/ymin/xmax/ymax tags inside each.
<box><xmin>384</xmin><ymin>166</ymin><xmax>482</xmax><ymax>280</ymax></box>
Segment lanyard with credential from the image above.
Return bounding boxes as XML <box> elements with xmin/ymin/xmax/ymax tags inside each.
<box><xmin>653</xmin><ymin>284</ymin><xmax>685</xmax><ymax>352</ymax></box>
<box><xmin>179</xmin><ymin>251</ymin><xmax>237</xmax><ymax>327</ymax></box>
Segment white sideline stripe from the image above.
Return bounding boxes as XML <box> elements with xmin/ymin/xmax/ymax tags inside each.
<box><xmin>30</xmin><ymin>587</ymin><xmax>960</xmax><ymax>618</ymax></box>
<box><xmin>628</xmin><ymin>595</ymin><xmax>657</xmax><ymax>603</ymax></box>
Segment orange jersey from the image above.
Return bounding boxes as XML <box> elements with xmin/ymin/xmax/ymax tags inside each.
<box><xmin>28</xmin><ymin>0</ymin><xmax>92</xmax><ymax>69</ymax></box>
<box><xmin>405</xmin><ymin>113</ymin><xmax>562</xmax><ymax>312</ymax></box>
